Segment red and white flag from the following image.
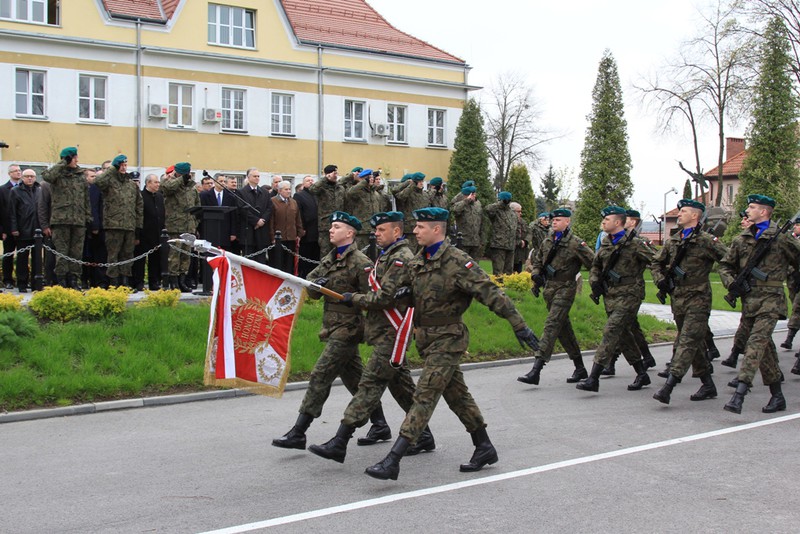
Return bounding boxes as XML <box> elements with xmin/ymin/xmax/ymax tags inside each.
<box><xmin>205</xmin><ymin>253</ymin><xmax>304</xmax><ymax>397</ymax></box>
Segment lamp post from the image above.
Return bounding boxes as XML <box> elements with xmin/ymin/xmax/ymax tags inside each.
<box><xmin>663</xmin><ymin>187</ymin><xmax>678</xmax><ymax>245</ymax></box>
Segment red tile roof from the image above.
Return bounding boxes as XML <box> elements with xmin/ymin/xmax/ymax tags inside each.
<box><xmin>279</xmin><ymin>0</ymin><xmax>465</xmax><ymax>64</ymax></box>
<box><xmin>663</xmin><ymin>192</ymin><xmax>714</xmax><ymax>218</ymax></box>
<box><xmin>704</xmin><ymin>149</ymin><xmax>747</xmax><ymax>178</ymax></box>
<box><xmin>101</xmin><ymin>0</ymin><xmax>179</xmax><ymax>22</ymax></box>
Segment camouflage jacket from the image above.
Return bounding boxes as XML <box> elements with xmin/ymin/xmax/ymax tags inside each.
<box><xmin>427</xmin><ymin>189</ymin><xmax>448</xmax><ymax>209</ymax></box>
<box><xmin>514</xmin><ymin>217</ymin><xmax>530</xmax><ymax>263</ymax></box>
<box><xmin>161</xmin><ymin>176</ymin><xmax>200</xmax><ymax>234</ymax></box>
<box><xmin>529</xmin><ymin>221</ymin><xmax>549</xmax><ymax>256</ymax></box>
<box><xmin>409</xmin><ymin>239</ymin><xmax>526</xmax><ymax>354</ymax></box>
<box><xmin>651</xmin><ymin>228</ymin><xmax>727</xmax><ymax>310</ymax></box>
<box><xmin>307</xmin><ymin>243</ymin><xmax>372</xmax><ymax>342</ymax></box>
<box><xmin>590</xmin><ymin>230</ymin><xmax>654</xmax><ymax>302</ymax></box>
<box><xmin>485</xmin><ymin>201</ymin><xmax>517</xmax><ymax>250</ymax></box>
<box><xmin>450</xmin><ymin>196</ymin><xmax>483</xmax><ymax>247</ymax></box>
<box><xmin>344</xmin><ymin>179</ymin><xmax>385</xmax><ymax>236</ymax></box>
<box><xmin>718</xmin><ymin>221</ymin><xmax>800</xmax><ymax>318</ymax></box>
<box><xmin>532</xmin><ymin>229</ymin><xmax>594</xmax><ymax>287</ymax></box>
<box><xmin>94</xmin><ymin>166</ymin><xmax>143</xmax><ymax>231</ymax></box>
<box><xmin>309</xmin><ymin>178</ymin><xmax>344</xmax><ymax>233</ymax></box>
<box><xmin>42</xmin><ymin>161</ymin><xmax>90</xmax><ymax>226</ymax></box>
<box><xmin>352</xmin><ymin>238</ymin><xmax>414</xmax><ymax>345</ymax></box>
<box><xmin>393</xmin><ymin>181</ymin><xmax>431</xmax><ymax>233</ymax></box>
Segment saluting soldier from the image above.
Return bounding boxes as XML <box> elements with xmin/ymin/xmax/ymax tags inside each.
<box><xmin>485</xmin><ymin>191</ymin><xmax>517</xmax><ymax>275</ymax></box>
<box><xmin>343</xmin><ymin>168</ymin><xmax>385</xmax><ymax>250</ymax></box>
<box><xmin>576</xmin><ymin>206</ymin><xmax>655</xmax><ymax>393</ymax></box>
<box><xmin>427</xmin><ymin>177</ymin><xmax>448</xmax><ymax>209</ymax></box>
<box><xmin>392</xmin><ymin>172</ymin><xmax>430</xmax><ymax>250</ymax></box>
<box><xmin>450</xmin><ymin>184</ymin><xmax>483</xmax><ymax>259</ymax></box>
<box><xmin>308</xmin><ymin>164</ymin><xmax>345</xmax><ymax>258</ymax></box>
<box><xmin>364</xmin><ymin>207</ymin><xmax>540</xmax><ymax>481</ymax></box>
<box><xmin>161</xmin><ymin>162</ymin><xmax>200</xmax><ymax>292</ymax></box>
<box><xmin>718</xmin><ymin>195</ymin><xmax>800</xmax><ymax>414</ymax></box>
<box><xmin>518</xmin><ymin>208</ymin><xmax>594</xmax><ymax>385</ymax></box>
<box><xmin>651</xmin><ymin>200</ymin><xmax>728</xmax><ymax>405</ymax></box>
<box><xmin>308</xmin><ymin>211</ymin><xmax>435</xmax><ymax>464</ymax></box>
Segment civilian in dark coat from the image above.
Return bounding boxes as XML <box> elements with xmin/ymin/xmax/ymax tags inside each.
<box><xmin>8</xmin><ymin>169</ymin><xmax>40</xmax><ymax>291</ymax></box>
<box><xmin>1</xmin><ymin>164</ymin><xmax>22</xmax><ymax>287</ymax></box>
<box><xmin>294</xmin><ymin>175</ymin><xmax>319</xmax><ymax>278</ymax></box>
<box><xmin>199</xmin><ymin>175</ymin><xmax>239</xmax><ymax>250</ymax></box>
<box><xmin>237</xmin><ymin>168</ymin><xmax>272</xmax><ymax>264</ymax></box>
<box><xmin>83</xmin><ymin>168</ymin><xmax>107</xmax><ymax>288</ymax></box>
<box><xmin>132</xmin><ymin>174</ymin><xmax>166</xmax><ymax>290</ymax></box>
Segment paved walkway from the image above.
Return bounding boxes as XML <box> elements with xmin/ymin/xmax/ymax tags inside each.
<box><xmin>639</xmin><ymin>302</ymin><xmax>787</xmax><ymax>337</ymax></box>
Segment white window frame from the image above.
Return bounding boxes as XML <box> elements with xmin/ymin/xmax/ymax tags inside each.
<box><xmin>78</xmin><ymin>74</ymin><xmax>108</xmax><ymax>123</ymax></box>
<box><xmin>15</xmin><ymin>68</ymin><xmax>46</xmax><ymax>119</ymax></box>
<box><xmin>344</xmin><ymin>100</ymin><xmax>366</xmax><ymax>141</ymax></box>
<box><xmin>270</xmin><ymin>93</ymin><xmax>294</xmax><ymax>136</ymax></box>
<box><xmin>387</xmin><ymin>104</ymin><xmax>407</xmax><ymax>144</ymax></box>
<box><xmin>427</xmin><ymin>108</ymin><xmax>446</xmax><ymax>147</ymax></box>
<box><xmin>0</xmin><ymin>0</ymin><xmax>58</xmax><ymax>25</ymax></box>
<box><xmin>168</xmin><ymin>83</ymin><xmax>194</xmax><ymax>129</ymax></box>
<box><xmin>208</xmin><ymin>3</ymin><xmax>255</xmax><ymax>49</ymax></box>
<box><xmin>221</xmin><ymin>87</ymin><xmax>247</xmax><ymax>133</ymax></box>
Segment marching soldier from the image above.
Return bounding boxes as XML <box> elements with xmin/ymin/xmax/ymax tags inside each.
<box><xmin>518</xmin><ymin>208</ymin><xmax>594</xmax><ymax>385</ymax></box>
<box><xmin>576</xmin><ymin>206</ymin><xmax>655</xmax><ymax>393</ymax></box>
<box><xmin>364</xmin><ymin>207</ymin><xmax>540</xmax><ymax>481</ymax></box>
<box><xmin>308</xmin><ymin>211</ymin><xmax>435</xmax><ymax>464</ymax></box>
<box><xmin>651</xmin><ymin>200</ymin><xmax>727</xmax><ymax>405</ymax></box>
<box><xmin>720</xmin><ymin>211</ymin><xmax>754</xmax><ymax>369</ymax></box>
<box><xmin>450</xmin><ymin>184</ymin><xmax>483</xmax><ymax>259</ymax></box>
<box><xmin>427</xmin><ymin>177</ymin><xmax>448</xmax><ymax>209</ymax></box>
<box><xmin>161</xmin><ymin>162</ymin><xmax>199</xmax><ymax>291</ymax></box>
<box><xmin>780</xmin><ymin>216</ymin><xmax>800</xmax><ymax>350</ymax></box>
<box><xmin>485</xmin><ymin>191</ymin><xmax>517</xmax><ymax>275</ymax></box>
<box><xmin>718</xmin><ymin>195</ymin><xmax>800</xmax><ymax>414</ymax></box>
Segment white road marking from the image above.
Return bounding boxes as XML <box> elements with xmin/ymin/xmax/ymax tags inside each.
<box><xmin>199</xmin><ymin>412</ymin><xmax>800</xmax><ymax>533</ymax></box>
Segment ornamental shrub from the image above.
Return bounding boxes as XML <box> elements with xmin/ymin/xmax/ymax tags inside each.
<box><xmin>0</xmin><ymin>293</ymin><xmax>23</xmax><ymax>312</ymax></box>
<box><xmin>135</xmin><ymin>289</ymin><xmax>181</xmax><ymax>308</ymax></box>
<box><xmin>0</xmin><ymin>310</ymin><xmax>38</xmax><ymax>345</ymax></box>
<box><xmin>83</xmin><ymin>286</ymin><xmax>130</xmax><ymax>319</ymax></box>
<box><xmin>29</xmin><ymin>286</ymin><xmax>85</xmax><ymax>322</ymax></box>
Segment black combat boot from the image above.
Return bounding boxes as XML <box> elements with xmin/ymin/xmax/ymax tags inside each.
<box><xmin>627</xmin><ymin>360</ymin><xmax>651</xmax><ymax>391</ymax></box>
<box><xmin>178</xmin><ymin>274</ymin><xmax>192</xmax><ymax>293</ymax></box>
<box><xmin>566</xmin><ymin>357</ymin><xmax>588</xmax><ymax>383</ymax></box>
<box><xmin>642</xmin><ymin>348</ymin><xmax>656</xmax><ymax>369</ymax></box>
<box><xmin>657</xmin><ymin>360</ymin><xmax>672</xmax><ymax>379</ymax></box>
<box><xmin>653</xmin><ymin>374</ymin><xmax>680</xmax><ymax>404</ymax></box>
<box><xmin>357</xmin><ymin>406</ymin><xmax>392</xmax><ymax>446</ymax></box>
<box><xmin>690</xmin><ymin>372</ymin><xmax>717</xmax><ymax>401</ymax></box>
<box><xmin>601</xmin><ymin>355</ymin><xmax>617</xmax><ymax>376</ymax></box>
<box><xmin>406</xmin><ymin>426</ymin><xmax>436</xmax><ymax>456</ymax></box>
<box><xmin>762</xmin><ymin>382</ymin><xmax>787</xmax><ymax>413</ymax></box>
<box><xmin>576</xmin><ymin>363</ymin><xmax>604</xmax><ymax>392</ymax></box>
<box><xmin>728</xmin><ymin>377</ymin><xmax>739</xmax><ymax>388</ymax></box>
<box><xmin>460</xmin><ymin>427</ymin><xmax>499</xmax><ymax>472</ymax></box>
<box><xmin>272</xmin><ymin>413</ymin><xmax>313</xmax><ymax>450</ymax></box>
<box><xmin>723</xmin><ymin>381</ymin><xmax>750</xmax><ymax>414</ymax></box>
<box><xmin>365</xmin><ymin>436</ymin><xmax>410</xmax><ymax>480</ymax></box>
<box><xmin>308</xmin><ymin>423</ymin><xmax>355</xmax><ymax>463</ymax></box>
<box><xmin>781</xmin><ymin>328</ymin><xmax>798</xmax><ymax>349</ymax></box>
<box><xmin>720</xmin><ymin>349</ymin><xmax>740</xmax><ymax>368</ymax></box>
<box><xmin>706</xmin><ymin>342</ymin><xmax>721</xmax><ymax>361</ymax></box>
<box><xmin>792</xmin><ymin>356</ymin><xmax>800</xmax><ymax>376</ymax></box>
<box><xmin>517</xmin><ymin>357</ymin><xmax>546</xmax><ymax>385</ymax></box>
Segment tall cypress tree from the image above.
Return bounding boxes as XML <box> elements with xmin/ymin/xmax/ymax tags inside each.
<box><xmin>539</xmin><ymin>164</ymin><xmax>560</xmax><ymax>210</ymax></box>
<box><xmin>573</xmin><ymin>50</ymin><xmax>633</xmax><ymax>241</ymax></box>
<box><xmin>447</xmin><ymin>99</ymin><xmax>494</xmax><ymax>207</ymax></box>
<box><xmin>505</xmin><ymin>164</ymin><xmax>537</xmax><ymax>222</ymax></box>
<box><xmin>683</xmin><ymin>178</ymin><xmax>693</xmax><ymax>199</ymax></box>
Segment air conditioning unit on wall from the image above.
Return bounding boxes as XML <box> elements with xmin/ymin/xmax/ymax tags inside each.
<box><xmin>203</xmin><ymin>108</ymin><xmax>223</xmax><ymax>123</ymax></box>
<box><xmin>373</xmin><ymin>123</ymin><xmax>389</xmax><ymax>137</ymax></box>
<box><xmin>148</xmin><ymin>104</ymin><xmax>167</xmax><ymax>119</ymax></box>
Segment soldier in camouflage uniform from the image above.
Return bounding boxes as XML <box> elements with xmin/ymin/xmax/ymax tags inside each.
<box><xmin>338</xmin><ymin>166</ymin><xmax>362</xmax><ymax>192</ymax></box>
<box><xmin>273</xmin><ymin>211</ymin><xmax>384</xmax><ymax>450</ymax></box>
<box><xmin>365</xmin><ymin>207</ymin><xmax>540</xmax><ymax>481</ymax></box>
<box><xmin>510</xmin><ymin>202</ymin><xmax>530</xmax><ymax>273</ymax></box>
<box><xmin>528</xmin><ymin>212</ymin><xmax>551</xmax><ymax>259</ymax></box>
<box><xmin>343</xmin><ymin>169</ymin><xmax>385</xmax><ymax>250</ymax></box>
<box><xmin>308</xmin><ymin>212</ymin><xmax>436</xmax><ymax>464</ymax></box>
<box><xmin>485</xmin><ymin>191</ymin><xmax>517</xmax><ymax>275</ymax></box>
<box><xmin>309</xmin><ymin>164</ymin><xmax>344</xmax><ymax>258</ymax></box>
<box><xmin>42</xmin><ymin>147</ymin><xmax>91</xmax><ymax>289</ymax></box>
<box><xmin>427</xmin><ymin>177</ymin><xmax>448</xmax><ymax>209</ymax></box>
<box><xmin>720</xmin><ymin>212</ymin><xmax>754</xmax><ymax>369</ymax></box>
<box><xmin>719</xmin><ymin>195</ymin><xmax>800</xmax><ymax>414</ymax></box>
<box><xmin>519</xmin><ymin>208</ymin><xmax>594</xmax><ymax>385</ymax></box>
<box><xmin>780</xmin><ymin>218</ymin><xmax>800</xmax><ymax>350</ymax></box>
<box><xmin>160</xmin><ymin>162</ymin><xmax>199</xmax><ymax>291</ymax></box>
<box><xmin>392</xmin><ymin>172</ymin><xmax>430</xmax><ymax>251</ymax></box>
<box><xmin>651</xmin><ymin>200</ymin><xmax>728</xmax><ymax>405</ymax></box>
<box><xmin>450</xmin><ymin>184</ymin><xmax>483</xmax><ymax>259</ymax></box>
<box><xmin>94</xmin><ymin>155</ymin><xmax>143</xmax><ymax>287</ymax></box>
<box><xmin>576</xmin><ymin>206</ymin><xmax>655</xmax><ymax>393</ymax></box>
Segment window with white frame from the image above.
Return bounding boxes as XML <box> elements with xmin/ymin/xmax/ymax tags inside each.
<box><xmin>427</xmin><ymin>108</ymin><xmax>446</xmax><ymax>146</ymax></box>
<box><xmin>15</xmin><ymin>68</ymin><xmax>45</xmax><ymax>118</ymax></box>
<box><xmin>271</xmin><ymin>93</ymin><xmax>294</xmax><ymax>135</ymax></box>
<box><xmin>78</xmin><ymin>75</ymin><xmax>107</xmax><ymax>122</ymax></box>
<box><xmin>168</xmin><ymin>83</ymin><xmax>193</xmax><ymax>128</ymax></box>
<box><xmin>208</xmin><ymin>4</ymin><xmax>255</xmax><ymax>49</ymax></box>
<box><xmin>0</xmin><ymin>0</ymin><xmax>59</xmax><ymax>25</ymax></box>
<box><xmin>344</xmin><ymin>100</ymin><xmax>365</xmax><ymax>140</ymax></box>
<box><xmin>221</xmin><ymin>88</ymin><xmax>246</xmax><ymax>132</ymax></box>
<box><xmin>387</xmin><ymin>104</ymin><xmax>407</xmax><ymax>143</ymax></box>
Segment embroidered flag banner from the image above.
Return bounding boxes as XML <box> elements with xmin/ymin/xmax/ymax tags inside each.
<box><xmin>205</xmin><ymin>253</ymin><xmax>304</xmax><ymax>397</ymax></box>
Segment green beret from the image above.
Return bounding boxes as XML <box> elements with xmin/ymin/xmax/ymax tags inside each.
<box><xmin>537</xmin><ymin>212</ymin><xmax>551</xmax><ymax>219</ymax></box>
<box><xmin>461</xmin><ymin>185</ymin><xmax>477</xmax><ymax>195</ymax></box>
<box><xmin>625</xmin><ymin>209</ymin><xmax>641</xmax><ymax>219</ymax></box>
<box><xmin>739</xmin><ymin>209</ymin><xmax>748</xmax><ymax>219</ymax></box>
<box><xmin>174</xmin><ymin>162</ymin><xmax>191</xmax><ymax>175</ymax></box>
<box><xmin>551</xmin><ymin>208</ymin><xmax>572</xmax><ymax>218</ymax></box>
<box><xmin>351</xmin><ymin>166</ymin><xmax>363</xmax><ymax>173</ymax></box>
<box><xmin>60</xmin><ymin>147</ymin><xmax>78</xmax><ymax>159</ymax></box>
<box><xmin>429</xmin><ymin>177</ymin><xmax>443</xmax><ymax>186</ymax></box>
<box><xmin>413</xmin><ymin>207</ymin><xmax>449</xmax><ymax>222</ymax></box>
<box><xmin>370</xmin><ymin>211</ymin><xmax>404</xmax><ymax>227</ymax></box>
<box><xmin>112</xmin><ymin>154</ymin><xmax>127</xmax><ymax>168</ymax></box>
<box><xmin>498</xmin><ymin>191</ymin><xmax>512</xmax><ymax>201</ymax></box>
<box><xmin>600</xmin><ymin>205</ymin><xmax>627</xmax><ymax>217</ymax></box>
<box><xmin>401</xmin><ymin>174</ymin><xmax>413</xmax><ymax>182</ymax></box>
<box><xmin>677</xmin><ymin>199</ymin><xmax>705</xmax><ymax>212</ymax></box>
<box><xmin>747</xmin><ymin>194</ymin><xmax>776</xmax><ymax>208</ymax></box>
<box><xmin>463</xmin><ymin>181</ymin><xmax>475</xmax><ymax>188</ymax></box>
<box><xmin>412</xmin><ymin>172</ymin><xmax>425</xmax><ymax>182</ymax></box>
<box><xmin>358</xmin><ymin>168</ymin><xmax>373</xmax><ymax>178</ymax></box>
<box><xmin>330</xmin><ymin>211</ymin><xmax>362</xmax><ymax>231</ymax></box>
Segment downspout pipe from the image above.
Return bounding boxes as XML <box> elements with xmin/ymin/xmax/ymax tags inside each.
<box><xmin>317</xmin><ymin>45</ymin><xmax>324</xmax><ymax>175</ymax></box>
<box><xmin>136</xmin><ymin>19</ymin><xmax>142</xmax><ymax>173</ymax></box>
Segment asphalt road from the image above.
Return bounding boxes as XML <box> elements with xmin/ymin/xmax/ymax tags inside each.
<box><xmin>3</xmin><ymin>333</ymin><xmax>800</xmax><ymax>534</ymax></box>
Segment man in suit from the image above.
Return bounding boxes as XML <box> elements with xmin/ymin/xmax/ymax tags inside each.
<box><xmin>1</xmin><ymin>164</ymin><xmax>23</xmax><ymax>288</ymax></box>
<box><xmin>294</xmin><ymin>175</ymin><xmax>319</xmax><ymax>278</ymax></box>
<box><xmin>132</xmin><ymin>174</ymin><xmax>166</xmax><ymax>291</ymax></box>
<box><xmin>237</xmin><ymin>168</ymin><xmax>271</xmax><ymax>264</ymax></box>
<box><xmin>199</xmin><ymin>173</ymin><xmax>239</xmax><ymax>250</ymax></box>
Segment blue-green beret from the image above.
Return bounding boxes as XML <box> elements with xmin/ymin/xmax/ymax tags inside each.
<box><xmin>461</xmin><ymin>185</ymin><xmax>477</xmax><ymax>195</ymax></box>
<box><xmin>351</xmin><ymin>166</ymin><xmax>363</xmax><ymax>173</ymax></box>
<box><xmin>60</xmin><ymin>147</ymin><xmax>78</xmax><ymax>159</ymax></box>
<box><xmin>537</xmin><ymin>212</ymin><xmax>551</xmax><ymax>219</ymax></box>
<box><xmin>174</xmin><ymin>162</ymin><xmax>191</xmax><ymax>175</ymax></box>
<box><xmin>401</xmin><ymin>174</ymin><xmax>413</xmax><ymax>182</ymax></box>
<box><xmin>330</xmin><ymin>211</ymin><xmax>362</xmax><ymax>231</ymax></box>
<box><xmin>358</xmin><ymin>168</ymin><xmax>373</xmax><ymax>178</ymax></box>
<box><xmin>747</xmin><ymin>194</ymin><xmax>776</xmax><ymax>208</ymax></box>
<box><xmin>413</xmin><ymin>207</ymin><xmax>449</xmax><ymax>222</ymax></box>
<box><xmin>112</xmin><ymin>154</ymin><xmax>127</xmax><ymax>168</ymax></box>
<box><xmin>625</xmin><ymin>209</ymin><xmax>641</xmax><ymax>218</ymax></box>
<box><xmin>412</xmin><ymin>172</ymin><xmax>426</xmax><ymax>182</ymax></box>
<box><xmin>370</xmin><ymin>211</ymin><xmax>404</xmax><ymax>227</ymax></box>
<box><xmin>429</xmin><ymin>177</ymin><xmax>443</xmax><ymax>186</ymax></box>
<box><xmin>677</xmin><ymin>199</ymin><xmax>705</xmax><ymax>212</ymax></box>
<box><xmin>462</xmin><ymin>181</ymin><xmax>475</xmax><ymax>188</ymax></box>
<box><xmin>498</xmin><ymin>191</ymin><xmax>512</xmax><ymax>201</ymax></box>
<box><xmin>600</xmin><ymin>205</ymin><xmax>627</xmax><ymax>217</ymax></box>
<box><xmin>551</xmin><ymin>208</ymin><xmax>572</xmax><ymax>218</ymax></box>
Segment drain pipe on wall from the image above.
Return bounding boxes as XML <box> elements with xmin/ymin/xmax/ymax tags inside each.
<box><xmin>317</xmin><ymin>45</ymin><xmax>324</xmax><ymax>175</ymax></box>
<box><xmin>135</xmin><ymin>18</ymin><xmax>143</xmax><ymax>173</ymax></box>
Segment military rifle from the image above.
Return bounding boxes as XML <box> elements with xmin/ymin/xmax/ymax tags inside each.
<box><xmin>655</xmin><ymin>213</ymin><xmax>708</xmax><ymax>304</ymax></box>
<box><xmin>590</xmin><ymin>225</ymin><xmax>639</xmax><ymax>305</ymax></box>
<box><xmin>532</xmin><ymin>231</ymin><xmax>562</xmax><ymax>298</ymax></box>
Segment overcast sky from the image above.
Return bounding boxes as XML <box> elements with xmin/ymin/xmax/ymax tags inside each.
<box><xmin>368</xmin><ymin>0</ymin><xmax>746</xmax><ymax>219</ymax></box>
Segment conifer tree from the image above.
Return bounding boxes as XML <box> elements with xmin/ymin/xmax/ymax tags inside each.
<box><xmin>505</xmin><ymin>164</ymin><xmax>537</xmax><ymax>222</ymax></box>
<box><xmin>539</xmin><ymin>164</ymin><xmax>561</xmax><ymax>210</ymax></box>
<box><xmin>447</xmin><ymin>99</ymin><xmax>494</xmax><ymax>206</ymax></box>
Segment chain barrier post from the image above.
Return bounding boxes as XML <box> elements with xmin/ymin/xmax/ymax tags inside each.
<box><xmin>368</xmin><ymin>232</ymin><xmax>378</xmax><ymax>262</ymax></box>
<box><xmin>32</xmin><ymin>228</ymin><xmax>44</xmax><ymax>291</ymax></box>
<box><xmin>160</xmin><ymin>228</ymin><xmax>170</xmax><ymax>289</ymax></box>
<box><xmin>272</xmin><ymin>230</ymin><xmax>282</xmax><ymax>268</ymax></box>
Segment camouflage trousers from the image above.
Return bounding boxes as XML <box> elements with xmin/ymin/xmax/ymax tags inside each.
<box><xmin>537</xmin><ymin>283</ymin><xmax>581</xmax><ymax>361</ymax></box>
<box><xmin>399</xmin><ymin>350</ymin><xmax>484</xmax><ymax>443</ymax></box>
<box><xmin>630</xmin><ymin>317</ymin><xmax>652</xmax><ymax>357</ymax></box>
<box><xmin>459</xmin><ymin>245</ymin><xmax>482</xmax><ymax>261</ymax></box>
<box><xmin>299</xmin><ymin>338</ymin><xmax>370</xmax><ymax>418</ymax></box>
<box><xmin>488</xmin><ymin>247</ymin><xmax>514</xmax><ymax>275</ymax></box>
<box><xmin>52</xmin><ymin>224</ymin><xmax>85</xmax><ymax>277</ymax></box>
<box><xmin>737</xmin><ymin>312</ymin><xmax>782</xmax><ymax>386</ymax></box>
<box><xmin>788</xmin><ymin>290</ymin><xmax>800</xmax><ymax>330</ymax></box>
<box><xmin>593</xmin><ymin>296</ymin><xmax>644</xmax><ymax>367</ymax></box>
<box><xmin>104</xmin><ymin>229</ymin><xmax>135</xmax><ymax>278</ymax></box>
<box><xmin>341</xmin><ymin>340</ymin><xmax>416</xmax><ymax>427</ymax></box>
<box><xmin>668</xmin><ymin>310</ymin><xmax>712</xmax><ymax>379</ymax></box>
<box><xmin>732</xmin><ymin>318</ymin><xmax>750</xmax><ymax>353</ymax></box>
<box><xmin>168</xmin><ymin>232</ymin><xmax>191</xmax><ymax>276</ymax></box>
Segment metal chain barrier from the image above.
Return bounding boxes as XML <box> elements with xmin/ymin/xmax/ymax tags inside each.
<box><xmin>280</xmin><ymin>243</ymin><xmax>321</xmax><ymax>265</ymax></box>
<box><xmin>42</xmin><ymin>243</ymin><xmax>162</xmax><ymax>268</ymax></box>
<box><xmin>0</xmin><ymin>243</ymin><xmax>36</xmax><ymax>259</ymax></box>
